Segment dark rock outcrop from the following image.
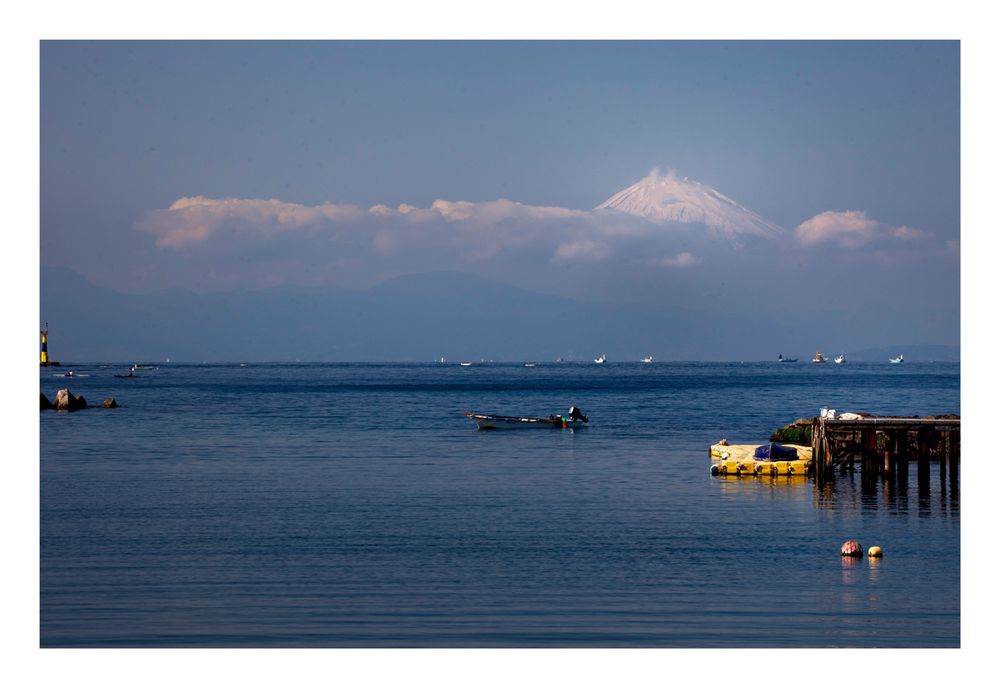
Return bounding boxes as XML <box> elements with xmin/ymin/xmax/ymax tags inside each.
<box><xmin>102</xmin><ymin>397</ymin><xmax>119</xmax><ymax>408</ymax></box>
<box><xmin>41</xmin><ymin>393</ymin><xmax>54</xmax><ymax>410</ymax></box>
<box><xmin>54</xmin><ymin>388</ymin><xmax>87</xmax><ymax>412</ymax></box>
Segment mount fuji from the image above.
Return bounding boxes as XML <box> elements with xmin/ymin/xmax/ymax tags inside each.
<box><xmin>595</xmin><ymin>169</ymin><xmax>783</xmax><ymax>239</ymax></box>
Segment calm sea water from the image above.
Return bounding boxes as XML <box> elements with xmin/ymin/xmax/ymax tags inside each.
<box><xmin>40</xmin><ymin>361</ymin><xmax>960</xmax><ymax>647</ymax></box>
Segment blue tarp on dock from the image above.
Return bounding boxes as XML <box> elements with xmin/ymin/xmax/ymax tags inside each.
<box><xmin>754</xmin><ymin>442</ymin><xmax>799</xmax><ymax>461</ymax></box>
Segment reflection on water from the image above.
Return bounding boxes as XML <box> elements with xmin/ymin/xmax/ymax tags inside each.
<box><xmin>714</xmin><ymin>463</ymin><xmax>960</xmax><ymax>519</ymax></box>
<box><xmin>810</xmin><ymin>463</ymin><xmax>959</xmax><ymax>517</ymax></box>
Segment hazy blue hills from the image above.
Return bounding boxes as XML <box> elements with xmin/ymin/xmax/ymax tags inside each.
<box><xmin>39</xmin><ymin>267</ymin><xmax>958</xmax><ymax>363</ymax></box>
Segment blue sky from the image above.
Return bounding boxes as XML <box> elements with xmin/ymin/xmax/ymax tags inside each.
<box><xmin>40</xmin><ymin>40</ymin><xmax>960</xmax><ymax>343</ymax></box>
<box><xmin>42</xmin><ymin>40</ymin><xmax>958</xmax><ymax>222</ymax></box>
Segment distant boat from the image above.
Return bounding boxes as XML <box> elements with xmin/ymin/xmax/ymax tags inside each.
<box><xmin>834</xmin><ymin>354</ymin><xmax>846</xmax><ymax>364</ymax></box>
<box><xmin>641</xmin><ymin>355</ymin><xmax>653</xmax><ymax>364</ymax></box>
<box><xmin>465</xmin><ymin>406</ymin><xmax>589</xmax><ymax>430</ymax></box>
<box><xmin>889</xmin><ymin>354</ymin><xmax>904</xmax><ymax>364</ymax></box>
<box><xmin>594</xmin><ymin>354</ymin><xmax>606</xmax><ymax>364</ymax></box>
<box><xmin>131</xmin><ymin>363</ymin><xmax>155</xmax><ymax>371</ymax></box>
<box><xmin>438</xmin><ymin>357</ymin><xmax>446</xmax><ymax>363</ymax></box>
<box><xmin>812</xmin><ymin>351</ymin><xmax>828</xmax><ymax>364</ymax></box>
<box><xmin>777</xmin><ymin>354</ymin><xmax>798</xmax><ymax>363</ymax></box>
<box><xmin>524</xmin><ymin>362</ymin><xmax>537</xmax><ymax>368</ymax></box>
<box><xmin>460</xmin><ymin>362</ymin><xmax>472</xmax><ymax>367</ymax></box>
<box><xmin>555</xmin><ymin>357</ymin><xmax>564</xmax><ymax>363</ymax></box>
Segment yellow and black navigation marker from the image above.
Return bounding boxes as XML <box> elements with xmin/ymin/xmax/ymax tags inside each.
<box><xmin>40</xmin><ymin>323</ymin><xmax>60</xmax><ymax>366</ymax></box>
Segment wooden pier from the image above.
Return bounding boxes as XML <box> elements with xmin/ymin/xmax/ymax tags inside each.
<box><xmin>811</xmin><ymin>416</ymin><xmax>960</xmax><ymax>486</ymax></box>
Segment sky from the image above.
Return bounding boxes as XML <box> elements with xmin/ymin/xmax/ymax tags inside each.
<box><xmin>40</xmin><ymin>39</ymin><xmax>960</xmax><ymax>345</ymax></box>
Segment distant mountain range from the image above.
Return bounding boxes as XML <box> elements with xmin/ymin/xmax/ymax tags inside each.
<box><xmin>39</xmin><ymin>266</ymin><xmax>958</xmax><ymax>363</ymax></box>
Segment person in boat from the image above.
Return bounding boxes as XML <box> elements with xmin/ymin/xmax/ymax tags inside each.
<box><xmin>544</xmin><ymin>407</ymin><xmax>589</xmax><ymax>424</ymax></box>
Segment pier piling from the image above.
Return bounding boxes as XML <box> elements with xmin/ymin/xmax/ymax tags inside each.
<box><xmin>807</xmin><ymin>417</ymin><xmax>958</xmax><ymax>489</ymax></box>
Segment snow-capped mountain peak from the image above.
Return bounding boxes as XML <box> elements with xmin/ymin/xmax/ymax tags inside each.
<box><xmin>595</xmin><ymin>169</ymin><xmax>783</xmax><ymax>238</ymax></box>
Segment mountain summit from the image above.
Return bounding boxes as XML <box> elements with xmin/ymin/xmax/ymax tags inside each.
<box><xmin>595</xmin><ymin>169</ymin><xmax>783</xmax><ymax>239</ymax></box>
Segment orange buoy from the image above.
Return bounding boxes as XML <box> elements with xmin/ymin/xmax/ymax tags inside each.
<box><xmin>840</xmin><ymin>540</ymin><xmax>863</xmax><ymax>557</ymax></box>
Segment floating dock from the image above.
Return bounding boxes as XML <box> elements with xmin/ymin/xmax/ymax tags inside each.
<box><xmin>709</xmin><ymin>414</ymin><xmax>960</xmax><ymax>485</ymax></box>
<box><xmin>709</xmin><ymin>443</ymin><xmax>812</xmax><ymax>477</ymax></box>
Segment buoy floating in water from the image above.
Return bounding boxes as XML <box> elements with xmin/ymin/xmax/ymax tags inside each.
<box><xmin>868</xmin><ymin>546</ymin><xmax>883</xmax><ymax>558</ymax></box>
<box><xmin>840</xmin><ymin>540</ymin><xmax>863</xmax><ymax>557</ymax></box>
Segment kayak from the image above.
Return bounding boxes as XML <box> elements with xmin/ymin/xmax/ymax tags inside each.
<box><xmin>465</xmin><ymin>406</ymin><xmax>589</xmax><ymax>430</ymax></box>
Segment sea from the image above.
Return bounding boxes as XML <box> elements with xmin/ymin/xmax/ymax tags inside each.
<box><xmin>40</xmin><ymin>361</ymin><xmax>960</xmax><ymax>648</ymax></box>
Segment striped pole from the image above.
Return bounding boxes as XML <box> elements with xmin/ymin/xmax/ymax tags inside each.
<box><xmin>40</xmin><ymin>324</ymin><xmax>48</xmax><ymax>365</ymax></box>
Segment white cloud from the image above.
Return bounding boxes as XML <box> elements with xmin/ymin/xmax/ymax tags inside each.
<box><xmin>795</xmin><ymin>210</ymin><xmax>931</xmax><ymax>248</ymax></box>
<box><xmin>891</xmin><ymin>225</ymin><xmax>932</xmax><ymax>241</ymax></box>
<box><xmin>794</xmin><ymin>210</ymin><xmax>879</xmax><ymax>248</ymax></box>
<box><xmin>661</xmin><ymin>252</ymin><xmax>700</xmax><ymax>267</ymax></box>
<box><xmin>140</xmin><ymin>196</ymin><xmax>364</xmax><ymax>248</ymax></box>
<box><xmin>141</xmin><ymin>196</ymin><xmax>590</xmax><ymax>250</ymax></box>
<box><xmin>138</xmin><ymin>194</ymin><xmax>935</xmax><ymax>286</ymax></box>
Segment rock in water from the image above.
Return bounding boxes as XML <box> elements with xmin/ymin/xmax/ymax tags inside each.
<box><xmin>54</xmin><ymin>388</ymin><xmax>87</xmax><ymax>412</ymax></box>
<box><xmin>770</xmin><ymin>418</ymin><xmax>813</xmax><ymax>444</ymax></box>
<box><xmin>54</xmin><ymin>389</ymin><xmax>72</xmax><ymax>411</ymax></box>
<box><xmin>41</xmin><ymin>393</ymin><xmax>54</xmax><ymax>410</ymax></box>
<box><xmin>840</xmin><ymin>540</ymin><xmax>863</xmax><ymax>557</ymax></box>
<box><xmin>103</xmin><ymin>398</ymin><xmax>119</xmax><ymax>408</ymax></box>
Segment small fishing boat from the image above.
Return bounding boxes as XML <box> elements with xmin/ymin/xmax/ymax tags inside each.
<box><xmin>56</xmin><ymin>371</ymin><xmax>88</xmax><ymax>377</ymax></box>
<box><xmin>777</xmin><ymin>354</ymin><xmax>798</xmax><ymax>363</ymax></box>
<box><xmin>459</xmin><ymin>361</ymin><xmax>472</xmax><ymax>367</ymax></box>
<box><xmin>812</xmin><ymin>351</ymin><xmax>828</xmax><ymax>364</ymax></box>
<box><xmin>130</xmin><ymin>363</ymin><xmax>156</xmax><ymax>371</ymax></box>
<box><xmin>834</xmin><ymin>354</ymin><xmax>846</xmax><ymax>364</ymax></box>
<box><xmin>465</xmin><ymin>406</ymin><xmax>589</xmax><ymax>430</ymax></box>
<box><xmin>594</xmin><ymin>354</ymin><xmax>606</xmax><ymax>364</ymax></box>
<box><xmin>889</xmin><ymin>354</ymin><xmax>904</xmax><ymax>364</ymax></box>
<box><xmin>524</xmin><ymin>362</ymin><xmax>537</xmax><ymax>368</ymax></box>
<box><xmin>641</xmin><ymin>355</ymin><xmax>653</xmax><ymax>364</ymax></box>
